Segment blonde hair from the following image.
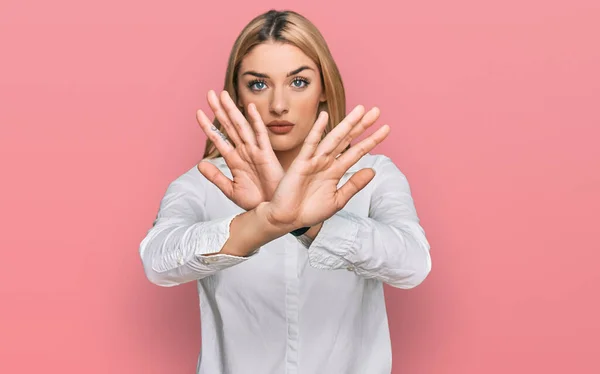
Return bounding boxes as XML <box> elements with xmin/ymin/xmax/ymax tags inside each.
<box><xmin>202</xmin><ymin>9</ymin><xmax>349</xmax><ymax>159</ymax></box>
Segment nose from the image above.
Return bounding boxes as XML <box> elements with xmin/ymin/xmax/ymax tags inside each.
<box><xmin>269</xmin><ymin>87</ymin><xmax>289</xmax><ymax>116</ymax></box>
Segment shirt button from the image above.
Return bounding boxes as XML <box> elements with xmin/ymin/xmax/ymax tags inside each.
<box><xmin>347</xmin><ymin>266</ymin><xmax>355</xmax><ymax>271</ymax></box>
<box><xmin>177</xmin><ymin>258</ymin><xmax>184</xmax><ymax>265</ymax></box>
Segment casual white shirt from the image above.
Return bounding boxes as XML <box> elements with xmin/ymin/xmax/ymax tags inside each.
<box><xmin>139</xmin><ymin>153</ymin><xmax>432</xmax><ymax>374</ymax></box>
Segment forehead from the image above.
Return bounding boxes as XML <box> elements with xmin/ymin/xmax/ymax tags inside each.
<box><xmin>239</xmin><ymin>42</ymin><xmax>317</xmax><ymax>76</ymax></box>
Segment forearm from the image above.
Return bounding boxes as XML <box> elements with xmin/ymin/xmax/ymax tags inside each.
<box><xmin>218</xmin><ymin>202</ymin><xmax>291</xmax><ymax>257</ymax></box>
<box><xmin>303</xmin><ymin>222</ymin><xmax>323</xmax><ymax>241</ymax></box>
<box><xmin>140</xmin><ymin>202</ymin><xmax>290</xmax><ymax>287</ymax></box>
<box><xmin>293</xmin><ymin>222</ymin><xmax>323</xmax><ymax>249</ymax></box>
<box><xmin>304</xmin><ymin>210</ymin><xmax>431</xmax><ymax>289</ymax></box>
<box><xmin>299</xmin><ymin>155</ymin><xmax>433</xmax><ymax>289</ymax></box>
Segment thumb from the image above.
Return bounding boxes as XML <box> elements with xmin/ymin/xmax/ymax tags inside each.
<box><xmin>334</xmin><ymin>168</ymin><xmax>376</xmax><ymax>210</ymax></box>
<box><xmin>197</xmin><ymin>161</ymin><xmax>234</xmax><ymax>200</ymax></box>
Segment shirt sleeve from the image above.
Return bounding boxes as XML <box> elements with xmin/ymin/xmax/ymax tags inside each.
<box><xmin>139</xmin><ymin>170</ymin><xmax>257</xmax><ymax>287</ymax></box>
<box><xmin>303</xmin><ymin>156</ymin><xmax>432</xmax><ymax>289</ymax></box>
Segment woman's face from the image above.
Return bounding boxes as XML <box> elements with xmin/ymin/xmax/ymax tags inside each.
<box><xmin>236</xmin><ymin>41</ymin><xmax>326</xmax><ymax>153</ymax></box>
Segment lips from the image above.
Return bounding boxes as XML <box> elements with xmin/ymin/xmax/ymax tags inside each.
<box><xmin>266</xmin><ymin>120</ymin><xmax>295</xmax><ymax>135</ymax></box>
<box><xmin>267</xmin><ymin>120</ymin><xmax>295</xmax><ymax>127</ymax></box>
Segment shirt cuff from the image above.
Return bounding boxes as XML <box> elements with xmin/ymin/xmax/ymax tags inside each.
<box><xmin>150</xmin><ymin>213</ymin><xmax>258</xmax><ymax>274</ymax></box>
<box><xmin>306</xmin><ymin>210</ymin><xmax>360</xmax><ymax>270</ymax></box>
<box><xmin>193</xmin><ymin>213</ymin><xmax>259</xmax><ymax>269</ymax></box>
<box><xmin>194</xmin><ymin>251</ymin><xmax>256</xmax><ymax>269</ymax></box>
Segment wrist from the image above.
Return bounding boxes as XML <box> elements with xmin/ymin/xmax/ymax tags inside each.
<box><xmin>304</xmin><ymin>222</ymin><xmax>323</xmax><ymax>240</ymax></box>
<box><xmin>217</xmin><ymin>203</ymin><xmax>290</xmax><ymax>257</ymax></box>
<box><xmin>258</xmin><ymin>202</ymin><xmax>315</xmax><ymax>236</ymax></box>
<box><xmin>255</xmin><ymin>202</ymin><xmax>296</xmax><ymax>236</ymax></box>
<box><xmin>290</xmin><ymin>226</ymin><xmax>311</xmax><ymax>236</ymax></box>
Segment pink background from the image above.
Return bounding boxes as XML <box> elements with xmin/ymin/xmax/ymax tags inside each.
<box><xmin>1</xmin><ymin>0</ymin><xmax>599</xmax><ymax>372</ymax></box>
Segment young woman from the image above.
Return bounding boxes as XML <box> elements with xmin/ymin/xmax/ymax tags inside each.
<box><xmin>140</xmin><ymin>9</ymin><xmax>432</xmax><ymax>374</ymax></box>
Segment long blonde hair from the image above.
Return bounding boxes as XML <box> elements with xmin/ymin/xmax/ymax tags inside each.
<box><xmin>202</xmin><ymin>9</ymin><xmax>349</xmax><ymax>159</ymax></box>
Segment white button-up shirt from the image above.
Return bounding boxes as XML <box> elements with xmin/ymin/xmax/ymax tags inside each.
<box><xmin>139</xmin><ymin>153</ymin><xmax>432</xmax><ymax>374</ymax></box>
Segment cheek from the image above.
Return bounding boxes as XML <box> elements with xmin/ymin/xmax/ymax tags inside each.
<box><xmin>301</xmin><ymin>100</ymin><xmax>319</xmax><ymax>113</ymax></box>
<box><xmin>239</xmin><ymin>94</ymin><xmax>269</xmax><ymax>117</ymax></box>
<box><xmin>296</xmin><ymin>89</ymin><xmax>321</xmax><ymax>108</ymax></box>
<box><xmin>297</xmin><ymin>95</ymin><xmax>321</xmax><ymax>120</ymax></box>
<box><xmin>253</xmin><ymin>103</ymin><xmax>270</xmax><ymax>120</ymax></box>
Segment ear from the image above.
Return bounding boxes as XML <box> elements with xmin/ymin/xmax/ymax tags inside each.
<box><xmin>319</xmin><ymin>90</ymin><xmax>327</xmax><ymax>103</ymax></box>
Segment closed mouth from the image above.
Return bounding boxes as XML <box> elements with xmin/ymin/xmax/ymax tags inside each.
<box><xmin>267</xmin><ymin>121</ymin><xmax>295</xmax><ymax>127</ymax></box>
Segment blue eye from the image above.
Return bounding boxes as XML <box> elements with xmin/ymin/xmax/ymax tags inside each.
<box><xmin>247</xmin><ymin>77</ymin><xmax>310</xmax><ymax>92</ymax></box>
<box><xmin>292</xmin><ymin>78</ymin><xmax>309</xmax><ymax>88</ymax></box>
<box><xmin>248</xmin><ymin>80</ymin><xmax>267</xmax><ymax>91</ymax></box>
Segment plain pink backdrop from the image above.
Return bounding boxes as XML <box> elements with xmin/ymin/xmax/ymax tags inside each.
<box><xmin>1</xmin><ymin>0</ymin><xmax>599</xmax><ymax>373</ymax></box>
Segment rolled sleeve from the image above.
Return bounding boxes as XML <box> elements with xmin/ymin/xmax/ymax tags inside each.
<box><xmin>306</xmin><ymin>210</ymin><xmax>360</xmax><ymax>270</ymax></box>
<box><xmin>139</xmin><ymin>170</ymin><xmax>258</xmax><ymax>287</ymax></box>
<box><xmin>304</xmin><ymin>155</ymin><xmax>432</xmax><ymax>289</ymax></box>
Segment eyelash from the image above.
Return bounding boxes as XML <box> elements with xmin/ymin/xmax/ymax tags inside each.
<box><xmin>247</xmin><ymin>76</ymin><xmax>311</xmax><ymax>91</ymax></box>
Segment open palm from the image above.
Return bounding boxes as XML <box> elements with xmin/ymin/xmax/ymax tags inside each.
<box><xmin>196</xmin><ymin>90</ymin><xmax>284</xmax><ymax>211</ymax></box>
<box><xmin>265</xmin><ymin>107</ymin><xmax>390</xmax><ymax>230</ymax></box>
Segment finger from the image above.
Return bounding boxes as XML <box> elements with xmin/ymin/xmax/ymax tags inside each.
<box><xmin>246</xmin><ymin>103</ymin><xmax>272</xmax><ymax>150</ymax></box>
<box><xmin>220</xmin><ymin>90</ymin><xmax>258</xmax><ymax>146</ymax></box>
<box><xmin>197</xmin><ymin>161</ymin><xmax>234</xmax><ymax>200</ymax></box>
<box><xmin>207</xmin><ymin>90</ymin><xmax>243</xmax><ymax>146</ymax></box>
<box><xmin>296</xmin><ymin>111</ymin><xmax>329</xmax><ymax>160</ymax></box>
<box><xmin>331</xmin><ymin>107</ymin><xmax>381</xmax><ymax>158</ymax></box>
<box><xmin>334</xmin><ymin>125</ymin><xmax>390</xmax><ymax>175</ymax></box>
<box><xmin>313</xmin><ymin>105</ymin><xmax>365</xmax><ymax>157</ymax></box>
<box><xmin>334</xmin><ymin>168</ymin><xmax>377</xmax><ymax>209</ymax></box>
<box><xmin>197</xmin><ymin>109</ymin><xmax>234</xmax><ymax>155</ymax></box>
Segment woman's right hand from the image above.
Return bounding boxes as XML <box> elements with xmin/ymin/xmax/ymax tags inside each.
<box><xmin>263</xmin><ymin>106</ymin><xmax>389</xmax><ymax>232</ymax></box>
<box><xmin>195</xmin><ymin>90</ymin><xmax>285</xmax><ymax>212</ymax></box>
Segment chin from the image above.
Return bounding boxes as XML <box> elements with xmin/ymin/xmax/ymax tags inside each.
<box><xmin>270</xmin><ymin>137</ymin><xmax>300</xmax><ymax>152</ymax></box>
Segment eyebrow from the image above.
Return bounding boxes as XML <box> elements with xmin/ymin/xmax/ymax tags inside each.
<box><xmin>241</xmin><ymin>65</ymin><xmax>314</xmax><ymax>79</ymax></box>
